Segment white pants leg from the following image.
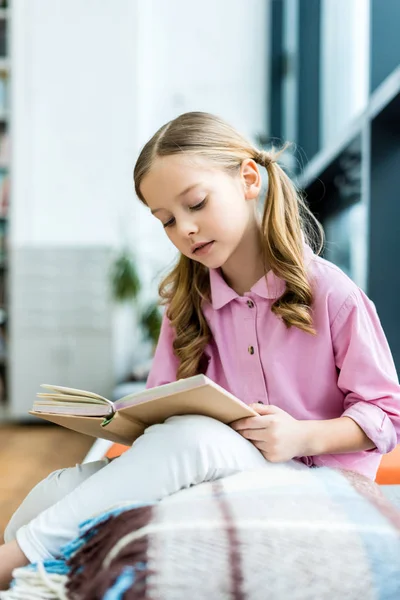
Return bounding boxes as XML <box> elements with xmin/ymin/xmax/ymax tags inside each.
<box><xmin>3</xmin><ymin>459</ymin><xmax>110</xmax><ymax>544</ymax></box>
<box><xmin>10</xmin><ymin>415</ymin><xmax>307</xmax><ymax>563</ymax></box>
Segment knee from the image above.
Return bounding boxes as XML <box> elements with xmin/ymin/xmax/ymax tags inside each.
<box><xmin>177</xmin><ymin>414</ymin><xmax>234</xmax><ymax>440</ymax></box>
<box><xmin>149</xmin><ymin>414</ymin><xmax>239</xmax><ymax>451</ymax></box>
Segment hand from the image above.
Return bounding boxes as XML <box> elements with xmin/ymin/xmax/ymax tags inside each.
<box><xmin>230</xmin><ymin>404</ymin><xmax>308</xmax><ymax>463</ymax></box>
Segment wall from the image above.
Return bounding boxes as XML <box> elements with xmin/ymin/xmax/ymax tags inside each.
<box><xmin>11</xmin><ymin>0</ymin><xmax>139</xmax><ymax>247</ymax></box>
<box><xmin>320</xmin><ymin>0</ymin><xmax>370</xmax><ymax>147</ymax></box>
<box><xmin>134</xmin><ymin>0</ymin><xmax>270</xmax><ymax>298</ymax></box>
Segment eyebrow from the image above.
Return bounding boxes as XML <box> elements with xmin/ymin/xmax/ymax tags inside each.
<box><xmin>150</xmin><ymin>183</ymin><xmax>201</xmax><ymax>215</ymax></box>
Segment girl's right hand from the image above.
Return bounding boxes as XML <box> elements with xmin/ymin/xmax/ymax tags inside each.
<box><xmin>231</xmin><ymin>404</ymin><xmax>308</xmax><ymax>462</ymax></box>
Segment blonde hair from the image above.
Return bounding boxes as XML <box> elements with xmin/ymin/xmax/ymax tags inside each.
<box><xmin>134</xmin><ymin>112</ymin><xmax>323</xmax><ymax>379</ymax></box>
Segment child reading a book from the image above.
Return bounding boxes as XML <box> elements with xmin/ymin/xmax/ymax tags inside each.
<box><xmin>1</xmin><ymin>111</ymin><xmax>400</xmax><ymax>588</ymax></box>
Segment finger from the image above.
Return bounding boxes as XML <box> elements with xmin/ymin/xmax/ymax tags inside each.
<box><xmin>250</xmin><ymin>404</ymin><xmax>283</xmax><ymax>416</ymax></box>
<box><xmin>251</xmin><ymin>441</ymin><xmax>285</xmax><ymax>463</ymax></box>
<box><xmin>237</xmin><ymin>428</ymin><xmax>269</xmax><ymax>443</ymax></box>
<box><xmin>250</xmin><ymin>439</ymin><xmax>270</xmax><ymax>453</ymax></box>
<box><xmin>230</xmin><ymin>416</ymin><xmax>269</xmax><ymax>431</ymax></box>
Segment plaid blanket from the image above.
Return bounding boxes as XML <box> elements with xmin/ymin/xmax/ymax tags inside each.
<box><xmin>2</xmin><ymin>465</ymin><xmax>400</xmax><ymax>599</ymax></box>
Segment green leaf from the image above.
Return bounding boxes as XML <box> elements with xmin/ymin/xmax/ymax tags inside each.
<box><xmin>141</xmin><ymin>303</ymin><xmax>162</xmax><ymax>344</ymax></box>
<box><xmin>110</xmin><ymin>252</ymin><xmax>141</xmax><ymax>302</ymax></box>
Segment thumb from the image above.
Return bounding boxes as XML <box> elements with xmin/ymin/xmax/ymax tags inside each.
<box><xmin>250</xmin><ymin>403</ymin><xmax>283</xmax><ymax>416</ymax></box>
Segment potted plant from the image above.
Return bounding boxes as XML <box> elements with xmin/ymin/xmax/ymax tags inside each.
<box><xmin>110</xmin><ymin>249</ymin><xmax>162</xmax><ymax>351</ymax></box>
<box><xmin>110</xmin><ymin>249</ymin><xmax>141</xmax><ymax>303</ymax></box>
<box><xmin>140</xmin><ymin>302</ymin><xmax>162</xmax><ymax>351</ymax></box>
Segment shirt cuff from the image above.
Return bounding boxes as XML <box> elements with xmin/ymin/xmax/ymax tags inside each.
<box><xmin>342</xmin><ymin>401</ymin><xmax>397</xmax><ymax>454</ymax></box>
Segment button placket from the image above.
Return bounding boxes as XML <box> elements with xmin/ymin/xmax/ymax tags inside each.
<box><xmin>246</xmin><ymin>298</ymin><xmax>256</xmax><ymax>355</ymax></box>
<box><xmin>246</xmin><ymin>298</ymin><xmax>256</xmax><ymax>356</ymax></box>
<box><xmin>244</xmin><ymin>297</ymin><xmax>269</xmax><ymax>404</ymax></box>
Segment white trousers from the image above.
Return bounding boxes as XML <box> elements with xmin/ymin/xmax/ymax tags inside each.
<box><xmin>4</xmin><ymin>415</ymin><xmax>307</xmax><ymax>563</ymax></box>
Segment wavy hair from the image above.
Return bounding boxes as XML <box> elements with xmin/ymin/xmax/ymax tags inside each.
<box><xmin>134</xmin><ymin>112</ymin><xmax>323</xmax><ymax>378</ymax></box>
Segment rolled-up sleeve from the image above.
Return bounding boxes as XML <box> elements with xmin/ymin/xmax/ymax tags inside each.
<box><xmin>331</xmin><ymin>289</ymin><xmax>400</xmax><ymax>454</ymax></box>
<box><xmin>146</xmin><ymin>312</ymin><xmax>179</xmax><ymax>389</ymax></box>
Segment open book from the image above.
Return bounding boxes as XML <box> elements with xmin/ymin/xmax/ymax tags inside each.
<box><xmin>30</xmin><ymin>375</ymin><xmax>257</xmax><ymax>445</ymax></box>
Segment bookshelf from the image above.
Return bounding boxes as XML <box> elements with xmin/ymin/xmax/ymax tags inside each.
<box><xmin>293</xmin><ymin>2</ymin><xmax>400</xmax><ymax>371</ymax></box>
<box><xmin>268</xmin><ymin>0</ymin><xmax>400</xmax><ymax>371</ymax></box>
<box><xmin>0</xmin><ymin>0</ymin><xmax>9</xmax><ymax>406</ymax></box>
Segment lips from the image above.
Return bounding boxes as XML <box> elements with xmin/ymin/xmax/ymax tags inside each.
<box><xmin>192</xmin><ymin>241</ymin><xmax>214</xmax><ymax>254</ymax></box>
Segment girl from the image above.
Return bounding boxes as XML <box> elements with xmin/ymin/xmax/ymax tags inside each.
<box><xmin>1</xmin><ymin>111</ymin><xmax>399</xmax><ymax>588</ymax></box>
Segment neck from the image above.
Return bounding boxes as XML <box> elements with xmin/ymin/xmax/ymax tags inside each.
<box><xmin>221</xmin><ymin>222</ymin><xmax>267</xmax><ymax>296</ymax></box>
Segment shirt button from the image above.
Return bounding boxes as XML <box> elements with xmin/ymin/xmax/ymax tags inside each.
<box><xmin>248</xmin><ymin>345</ymin><xmax>255</xmax><ymax>355</ymax></box>
<box><xmin>247</xmin><ymin>300</ymin><xmax>254</xmax><ymax>308</ymax></box>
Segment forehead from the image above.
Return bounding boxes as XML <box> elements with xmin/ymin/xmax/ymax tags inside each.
<box><xmin>140</xmin><ymin>154</ymin><xmax>218</xmax><ymax>207</ymax></box>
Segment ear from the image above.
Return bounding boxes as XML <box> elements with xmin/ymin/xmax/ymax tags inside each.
<box><xmin>240</xmin><ymin>159</ymin><xmax>262</xmax><ymax>200</ymax></box>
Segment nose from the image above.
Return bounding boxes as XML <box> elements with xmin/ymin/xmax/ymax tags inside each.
<box><xmin>176</xmin><ymin>216</ymin><xmax>199</xmax><ymax>238</ymax></box>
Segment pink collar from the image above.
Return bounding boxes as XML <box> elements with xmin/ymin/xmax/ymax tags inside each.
<box><xmin>209</xmin><ymin>244</ymin><xmax>314</xmax><ymax>309</ymax></box>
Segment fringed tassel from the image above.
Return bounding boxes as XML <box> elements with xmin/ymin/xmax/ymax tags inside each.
<box><xmin>66</xmin><ymin>505</ymin><xmax>153</xmax><ymax>600</ymax></box>
<box><xmin>62</xmin><ymin>502</ymin><xmax>147</xmax><ymax>562</ymax></box>
<box><xmin>0</xmin><ymin>561</ymin><xmax>68</xmax><ymax>600</ymax></box>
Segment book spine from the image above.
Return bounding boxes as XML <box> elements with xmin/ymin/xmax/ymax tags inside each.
<box><xmin>101</xmin><ymin>405</ymin><xmax>116</xmax><ymax>427</ymax></box>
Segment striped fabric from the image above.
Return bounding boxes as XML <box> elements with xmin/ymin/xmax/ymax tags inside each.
<box><xmin>3</xmin><ymin>466</ymin><xmax>400</xmax><ymax>599</ymax></box>
<box><xmin>67</xmin><ymin>466</ymin><xmax>400</xmax><ymax>599</ymax></box>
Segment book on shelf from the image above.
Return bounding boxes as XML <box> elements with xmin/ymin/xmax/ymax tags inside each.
<box><xmin>0</xmin><ymin>171</ymin><xmax>9</xmax><ymax>218</ymax></box>
<box><xmin>30</xmin><ymin>374</ymin><xmax>257</xmax><ymax>445</ymax></box>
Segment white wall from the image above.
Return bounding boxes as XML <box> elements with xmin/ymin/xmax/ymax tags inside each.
<box><xmin>9</xmin><ymin>0</ymin><xmax>270</xmax><ymax>394</ymax></box>
<box><xmin>11</xmin><ymin>0</ymin><xmax>139</xmax><ymax>248</ymax></box>
<box><xmin>320</xmin><ymin>0</ymin><xmax>370</xmax><ymax>147</ymax></box>
<box><xmin>134</xmin><ymin>0</ymin><xmax>270</xmax><ymax>302</ymax></box>
<box><xmin>135</xmin><ymin>0</ymin><xmax>269</xmax><ymax>143</ymax></box>
<box><xmin>10</xmin><ymin>0</ymin><xmax>143</xmax><ymax>401</ymax></box>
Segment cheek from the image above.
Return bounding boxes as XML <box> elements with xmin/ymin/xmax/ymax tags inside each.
<box><xmin>218</xmin><ymin>203</ymin><xmax>249</xmax><ymax>232</ymax></box>
<box><xmin>216</xmin><ymin>187</ymin><xmax>247</xmax><ymax>218</ymax></box>
<box><xmin>165</xmin><ymin>229</ymin><xmax>177</xmax><ymax>243</ymax></box>
<box><xmin>165</xmin><ymin>228</ymin><xmax>184</xmax><ymax>251</ymax></box>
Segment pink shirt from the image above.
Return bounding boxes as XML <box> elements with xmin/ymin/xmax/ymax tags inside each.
<box><xmin>147</xmin><ymin>245</ymin><xmax>400</xmax><ymax>480</ymax></box>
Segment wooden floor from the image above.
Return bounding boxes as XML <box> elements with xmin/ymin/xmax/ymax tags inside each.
<box><xmin>0</xmin><ymin>424</ymin><xmax>93</xmax><ymax>539</ymax></box>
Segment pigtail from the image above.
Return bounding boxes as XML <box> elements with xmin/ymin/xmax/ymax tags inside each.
<box><xmin>256</xmin><ymin>149</ymin><xmax>323</xmax><ymax>334</ymax></box>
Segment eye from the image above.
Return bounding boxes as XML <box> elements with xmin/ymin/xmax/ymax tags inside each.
<box><xmin>190</xmin><ymin>198</ymin><xmax>207</xmax><ymax>211</ymax></box>
<box><xmin>163</xmin><ymin>217</ymin><xmax>176</xmax><ymax>228</ymax></box>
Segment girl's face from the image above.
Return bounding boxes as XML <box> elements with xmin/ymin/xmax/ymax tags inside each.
<box><xmin>140</xmin><ymin>154</ymin><xmax>261</xmax><ymax>270</ymax></box>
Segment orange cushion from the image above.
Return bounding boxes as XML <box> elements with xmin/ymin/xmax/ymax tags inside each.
<box><xmin>104</xmin><ymin>442</ymin><xmax>400</xmax><ymax>484</ymax></box>
<box><xmin>105</xmin><ymin>442</ymin><xmax>129</xmax><ymax>459</ymax></box>
<box><xmin>375</xmin><ymin>444</ymin><xmax>400</xmax><ymax>484</ymax></box>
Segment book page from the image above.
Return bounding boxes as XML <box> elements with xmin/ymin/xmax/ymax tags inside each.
<box><xmin>32</xmin><ymin>404</ymin><xmax>109</xmax><ymax>417</ymax></box>
<box><xmin>40</xmin><ymin>384</ymin><xmax>110</xmax><ymax>403</ymax></box>
<box><xmin>36</xmin><ymin>393</ymin><xmax>107</xmax><ymax>405</ymax></box>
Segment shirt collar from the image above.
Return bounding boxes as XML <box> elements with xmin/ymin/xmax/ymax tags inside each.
<box><xmin>209</xmin><ymin>244</ymin><xmax>315</xmax><ymax>310</ymax></box>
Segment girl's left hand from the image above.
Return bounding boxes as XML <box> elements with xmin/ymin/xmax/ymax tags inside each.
<box><xmin>230</xmin><ymin>403</ymin><xmax>308</xmax><ymax>463</ymax></box>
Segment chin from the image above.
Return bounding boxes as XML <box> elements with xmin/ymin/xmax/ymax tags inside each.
<box><xmin>205</xmin><ymin>259</ymin><xmax>226</xmax><ymax>270</ymax></box>
<box><xmin>199</xmin><ymin>254</ymin><xmax>229</xmax><ymax>270</ymax></box>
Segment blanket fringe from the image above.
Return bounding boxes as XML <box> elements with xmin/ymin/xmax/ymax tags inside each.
<box><xmin>0</xmin><ymin>562</ymin><xmax>68</xmax><ymax>600</ymax></box>
<box><xmin>66</xmin><ymin>505</ymin><xmax>153</xmax><ymax>599</ymax></box>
